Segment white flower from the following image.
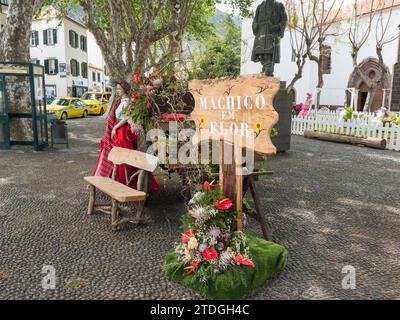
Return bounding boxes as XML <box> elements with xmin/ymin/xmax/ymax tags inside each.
<box><xmin>208</xmin><ymin>227</ymin><xmax>222</xmax><ymax>240</ymax></box>
<box><xmin>188</xmin><ymin>192</ymin><xmax>205</xmax><ymax>206</ymax></box>
<box><xmin>187</xmin><ymin>237</ymin><xmax>199</xmax><ymax>251</ymax></box>
<box><xmin>219</xmin><ymin>250</ymin><xmax>234</xmax><ymax>268</ymax></box>
<box><xmin>189</xmin><ymin>206</ymin><xmax>209</xmax><ymax>221</ymax></box>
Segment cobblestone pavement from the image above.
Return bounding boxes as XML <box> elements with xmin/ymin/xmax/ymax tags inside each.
<box><xmin>0</xmin><ymin>117</ymin><xmax>399</xmax><ymax>300</ymax></box>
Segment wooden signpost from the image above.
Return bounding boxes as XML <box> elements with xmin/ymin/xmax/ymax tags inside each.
<box><xmin>189</xmin><ymin>75</ymin><xmax>280</xmax><ymax>232</ymax></box>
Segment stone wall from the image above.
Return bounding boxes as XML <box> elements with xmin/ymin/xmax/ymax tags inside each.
<box><xmin>391</xmin><ymin>62</ymin><xmax>400</xmax><ymax>111</ymax></box>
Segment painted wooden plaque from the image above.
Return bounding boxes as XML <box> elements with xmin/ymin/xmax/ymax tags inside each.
<box><xmin>189</xmin><ymin>75</ymin><xmax>280</xmax><ymax>155</ymax></box>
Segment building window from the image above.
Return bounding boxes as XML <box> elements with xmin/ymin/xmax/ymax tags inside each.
<box><xmin>92</xmin><ymin>71</ymin><xmax>96</xmax><ymax>82</ymax></box>
<box><xmin>80</xmin><ymin>36</ymin><xmax>87</xmax><ymax>52</ymax></box>
<box><xmin>44</xmin><ymin>59</ymin><xmax>59</xmax><ymax>75</ymax></box>
<box><xmin>71</xmin><ymin>59</ymin><xmax>80</xmax><ymax>77</ymax></box>
<box><xmin>45</xmin><ymin>85</ymin><xmax>57</xmax><ymax>100</ymax></box>
<box><xmin>81</xmin><ymin>62</ymin><xmax>88</xmax><ymax>79</ymax></box>
<box><xmin>97</xmin><ymin>73</ymin><xmax>101</xmax><ymax>83</ymax></box>
<box><xmin>43</xmin><ymin>29</ymin><xmax>57</xmax><ymax>45</ymax></box>
<box><xmin>31</xmin><ymin>31</ymin><xmax>39</xmax><ymax>46</ymax></box>
<box><xmin>69</xmin><ymin>30</ymin><xmax>79</xmax><ymax>48</ymax></box>
<box><xmin>321</xmin><ymin>45</ymin><xmax>332</xmax><ymax>75</ymax></box>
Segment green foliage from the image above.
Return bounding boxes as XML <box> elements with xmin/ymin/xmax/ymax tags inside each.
<box><xmin>342</xmin><ymin>106</ymin><xmax>353</xmax><ymax>122</ymax></box>
<box><xmin>190</xmin><ymin>14</ymin><xmax>241</xmax><ymax>79</ymax></box>
<box><xmin>165</xmin><ymin>231</ymin><xmax>288</xmax><ymax>300</ymax></box>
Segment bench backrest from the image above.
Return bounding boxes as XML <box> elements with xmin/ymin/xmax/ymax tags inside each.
<box><xmin>108</xmin><ymin>147</ymin><xmax>158</xmax><ymax>173</ymax></box>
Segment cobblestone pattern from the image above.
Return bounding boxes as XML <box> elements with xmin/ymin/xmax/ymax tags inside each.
<box><xmin>0</xmin><ymin>117</ymin><xmax>399</xmax><ymax>300</ymax></box>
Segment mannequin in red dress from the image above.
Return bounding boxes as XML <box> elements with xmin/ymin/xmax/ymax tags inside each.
<box><xmin>92</xmin><ymin>79</ymin><xmax>160</xmax><ymax>192</ymax></box>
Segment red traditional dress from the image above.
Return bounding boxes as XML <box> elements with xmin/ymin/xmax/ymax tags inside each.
<box><xmin>92</xmin><ymin>97</ymin><xmax>160</xmax><ymax>191</ymax></box>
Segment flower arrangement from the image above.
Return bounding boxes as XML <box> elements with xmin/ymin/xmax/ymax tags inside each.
<box><xmin>174</xmin><ymin>181</ymin><xmax>255</xmax><ymax>284</ymax></box>
<box><xmin>123</xmin><ymin>71</ymin><xmax>189</xmax><ymax>132</ymax></box>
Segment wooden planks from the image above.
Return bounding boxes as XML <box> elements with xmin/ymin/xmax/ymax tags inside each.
<box><xmin>84</xmin><ymin>176</ymin><xmax>147</xmax><ymax>202</ymax></box>
<box><xmin>108</xmin><ymin>147</ymin><xmax>158</xmax><ymax>173</ymax></box>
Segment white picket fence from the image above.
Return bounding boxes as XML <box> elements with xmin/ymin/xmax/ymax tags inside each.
<box><xmin>291</xmin><ymin>112</ymin><xmax>400</xmax><ymax>152</ymax></box>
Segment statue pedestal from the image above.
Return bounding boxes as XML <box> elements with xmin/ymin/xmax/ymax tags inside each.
<box><xmin>272</xmin><ymin>81</ymin><xmax>292</xmax><ymax>152</ymax></box>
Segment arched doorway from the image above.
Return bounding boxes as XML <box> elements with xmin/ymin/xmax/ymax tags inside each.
<box><xmin>357</xmin><ymin>82</ymin><xmax>384</xmax><ymax>112</ymax></box>
<box><xmin>348</xmin><ymin>58</ymin><xmax>391</xmax><ymax>112</ymax></box>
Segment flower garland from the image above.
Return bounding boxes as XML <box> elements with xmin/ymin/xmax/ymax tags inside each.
<box><xmin>174</xmin><ymin>181</ymin><xmax>255</xmax><ymax>284</ymax></box>
<box><xmin>123</xmin><ymin>71</ymin><xmax>189</xmax><ymax>133</ymax></box>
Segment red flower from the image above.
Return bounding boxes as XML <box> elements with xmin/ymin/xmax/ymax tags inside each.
<box><xmin>202</xmin><ymin>248</ymin><xmax>218</xmax><ymax>260</ymax></box>
<box><xmin>203</xmin><ymin>181</ymin><xmax>217</xmax><ymax>191</ymax></box>
<box><xmin>183</xmin><ymin>261</ymin><xmax>200</xmax><ymax>276</ymax></box>
<box><xmin>181</xmin><ymin>230</ymin><xmax>195</xmax><ymax>243</ymax></box>
<box><xmin>170</xmin><ymin>88</ymin><xmax>177</xmax><ymax>94</ymax></box>
<box><xmin>134</xmin><ymin>71</ymin><xmax>141</xmax><ymax>82</ymax></box>
<box><xmin>146</xmin><ymin>100</ymin><xmax>152</xmax><ymax>109</ymax></box>
<box><xmin>170</xmin><ymin>74</ymin><xmax>178</xmax><ymax>82</ymax></box>
<box><xmin>161</xmin><ymin>113</ymin><xmax>187</xmax><ymax>121</ymax></box>
<box><xmin>215</xmin><ymin>197</ymin><xmax>233</xmax><ymax>211</ymax></box>
<box><xmin>235</xmin><ymin>254</ymin><xmax>255</xmax><ymax>268</ymax></box>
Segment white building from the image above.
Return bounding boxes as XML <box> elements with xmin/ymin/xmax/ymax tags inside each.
<box><xmin>241</xmin><ymin>0</ymin><xmax>400</xmax><ymax>111</ymax></box>
<box><xmin>30</xmin><ymin>7</ymin><xmax>89</xmax><ymax>98</ymax></box>
<box><xmin>87</xmin><ymin>31</ymin><xmax>109</xmax><ymax>92</ymax></box>
<box><xmin>0</xmin><ymin>0</ymin><xmax>9</xmax><ymax>31</ymax></box>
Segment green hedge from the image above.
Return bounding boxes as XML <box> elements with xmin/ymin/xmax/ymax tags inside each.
<box><xmin>164</xmin><ymin>232</ymin><xmax>288</xmax><ymax>300</ymax></box>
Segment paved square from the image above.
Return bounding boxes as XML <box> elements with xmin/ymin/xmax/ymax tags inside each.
<box><xmin>0</xmin><ymin>118</ymin><xmax>399</xmax><ymax>299</ymax></box>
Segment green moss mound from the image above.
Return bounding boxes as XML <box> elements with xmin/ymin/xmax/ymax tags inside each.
<box><xmin>164</xmin><ymin>232</ymin><xmax>288</xmax><ymax>300</ymax></box>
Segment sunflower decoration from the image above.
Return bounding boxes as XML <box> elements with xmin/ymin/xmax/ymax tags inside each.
<box><xmin>254</xmin><ymin>120</ymin><xmax>264</xmax><ymax>136</ymax></box>
<box><xmin>199</xmin><ymin>116</ymin><xmax>206</xmax><ymax>128</ymax></box>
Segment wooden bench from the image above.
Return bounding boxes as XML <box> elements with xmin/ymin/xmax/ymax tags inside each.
<box><xmin>84</xmin><ymin>147</ymin><xmax>158</xmax><ymax>230</ymax></box>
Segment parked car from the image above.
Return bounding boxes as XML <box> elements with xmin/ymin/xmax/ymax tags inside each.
<box><xmin>81</xmin><ymin>92</ymin><xmax>112</xmax><ymax>115</ymax></box>
<box><xmin>47</xmin><ymin>98</ymin><xmax>89</xmax><ymax>120</ymax></box>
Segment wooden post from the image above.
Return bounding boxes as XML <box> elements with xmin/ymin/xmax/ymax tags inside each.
<box><xmin>87</xmin><ymin>186</ymin><xmax>96</xmax><ymax>215</ymax></box>
<box><xmin>220</xmin><ymin>140</ymin><xmax>244</xmax><ymax>232</ymax></box>
<box><xmin>111</xmin><ymin>199</ymin><xmax>118</xmax><ymax>231</ymax></box>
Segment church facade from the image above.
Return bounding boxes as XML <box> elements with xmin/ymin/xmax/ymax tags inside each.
<box><xmin>240</xmin><ymin>0</ymin><xmax>400</xmax><ymax>112</ymax></box>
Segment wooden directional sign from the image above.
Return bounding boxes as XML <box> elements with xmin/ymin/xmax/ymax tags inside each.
<box><xmin>189</xmin><ymin>75</ymin><xmax>280</xmax><ymax>155</ymax></box>
<box><xmin>189</xmin><ymin>75</ymin><xmax>281</xmax><ymax>232</ymax></box>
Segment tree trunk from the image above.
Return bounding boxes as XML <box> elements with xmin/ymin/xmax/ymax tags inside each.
<box><xmin>0</xmin><ymin>0</ymin><xmax>44</xmax><ymax>142</ymax></box>
<box><xmin>315</xmin><ymin>60</ymin><xmax>324</xmax><ymax>109</ymax></box>
<box><xmin>364</xmin><ymin>84</ymin><xmax>377</xmax><ymax>112</ymax></box>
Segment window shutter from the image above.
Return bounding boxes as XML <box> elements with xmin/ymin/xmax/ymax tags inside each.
<box><xmin>69</xmin><ymin>30</ymin><xmax>73</xmax><ymax>46</ymax></box>
<box><xmin>44</xmin><ymin>60</ymin><xmax>49</xmax><ymax>74</ymax></box>
<box><xmin>43</xmin><ymin>30</ymin><xmax>48</xmax><ymax>45</ymax></box>
<box><xmin>76</xmin><ymin>61</ymin><xmax>80</xmax><ymax>76</ymax></box>
<box><xmin>54</xmin><ymin>60</ymin><xmax>59</xmax><ymax>74</ymax></box>
<box><xmin>53</xmin><ymin>29</ymin><xmax>57</xmax><ymax>44</ymax></box>
<box><xmin>75</xmin><ymin>33</ymin><xmax>79</xmax><ymax>48</ymax></box>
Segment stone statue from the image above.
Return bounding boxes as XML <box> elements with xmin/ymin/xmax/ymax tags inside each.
<box><xmin>251</xmin><ymin>0</ymin><xmax>288</xmax><ymax>77</ymax></box>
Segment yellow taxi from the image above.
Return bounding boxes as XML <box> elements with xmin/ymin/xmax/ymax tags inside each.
<box><xmin>47</xmin><ymin>98</ymin><xmax>89</xmax><ymax>121</ymax></box>
<box><xmin>81</xmin><ymin>92</ymin><xmax>112</xmax><ymax>115</ymax></box>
